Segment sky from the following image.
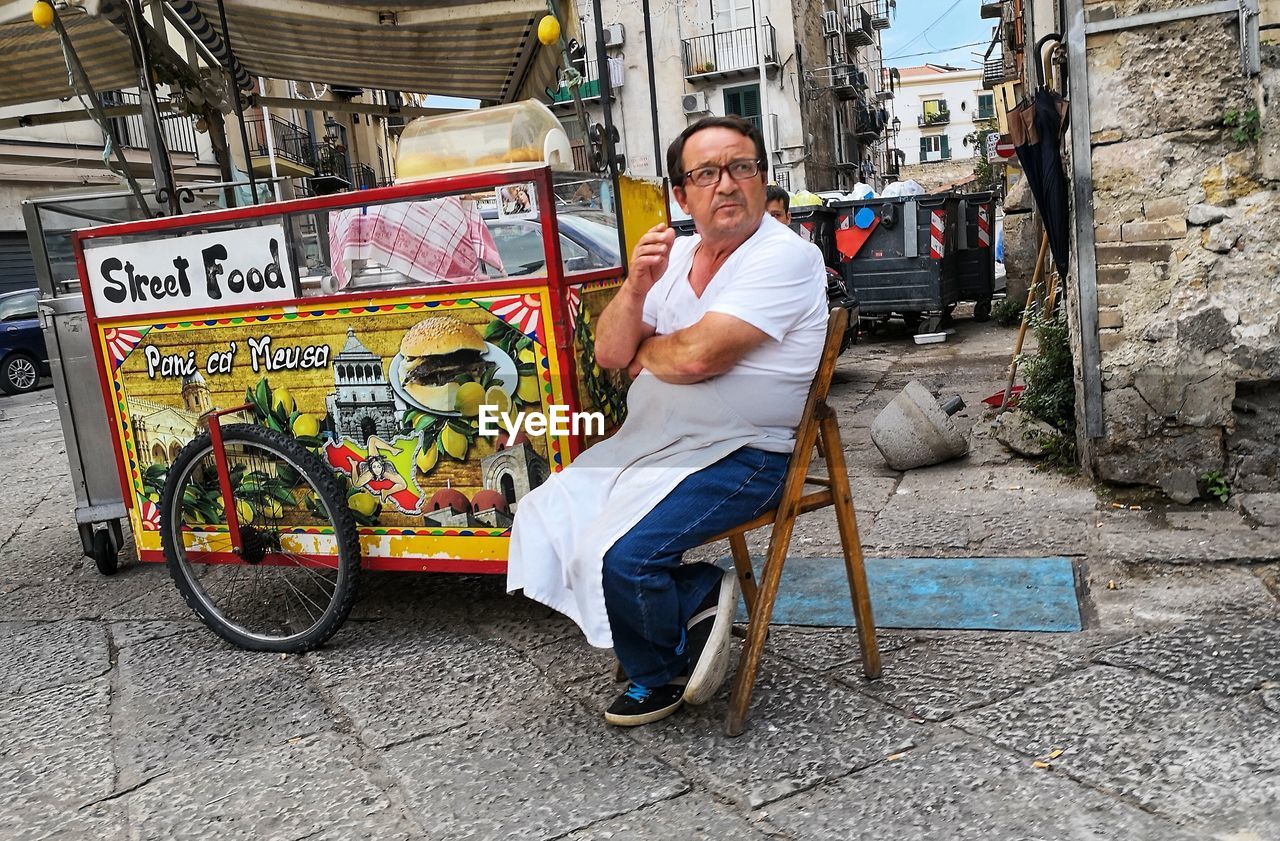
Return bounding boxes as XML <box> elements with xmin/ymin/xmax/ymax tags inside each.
<box><xmin>880</xmin><ymin>0</ymin><xmax>995</xmax><ymax>70</ymax></box>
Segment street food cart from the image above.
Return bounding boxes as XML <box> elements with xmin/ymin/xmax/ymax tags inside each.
<box><xmin>70</xmin><ymin>101</ymin><xmax>655</xmax><ymax>650</ymax></box>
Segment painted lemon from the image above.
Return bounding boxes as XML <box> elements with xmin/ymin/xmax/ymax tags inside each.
<box><xmin>518</xmin><ymin>347</ymin><xmax>537</xmax><ymax>364</ymax></box>
<box><xmin>234</xmin><ymin>499</ymin><xmax>255</xmax><ymax>525</ymax></box>
<box><xmin>347</xmin><ymin>492</ymin><xmax>378</xmax><ymax>517</ymax></box>
<box><xmin>537</xmin><ymin>14</ymin><xmax>560</xmax><ymax>45</ymax></box>
<box><xmin>261</xmin><ymin>498</ymin><xmax>284</xmax><ymax>520</ymax></box>
<box><xmin>440</xmin><ymin>425</ymin><xmax>468</xmax><ymax>460</ymax></box>
<box><xmin>483</xmin><ymin>385</ymin><xmax>513</xmax><ymax>417</ymax></box>
<box><xmin>517</xmin><ymin>374</ymin><xmax>540</xmax><ymax>403</ymax></box>
<box><xmin>415</xmin><ymin>445</ymin><xmax>439</xmax><ymax>474</ymax></box>
<box><xmin>291</xmin><ymin>413</ymin><xmax>320</xmax><ymax>438</ymax></box>
<box><xmin>271</xmin><ymin>387</ymin><xmax>295</xmax><ymax>417</ymax></box>
<box><xmin>455</xmin><ymin>381</ymin><xmax>485</xmax><ymax>417</ymax></box>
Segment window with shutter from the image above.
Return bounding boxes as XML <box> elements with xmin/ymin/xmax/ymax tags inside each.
<box><xmin>723</xmin><ymin>84</ymin><xmax>762</xmax><ymax>134</ymax></box>
<box><xmin>919</xmin><ymin>136</ymin><xmax>929</xmax><ymax>163</ymax></box>
<box><xmin>940</xmin><ymin>135</ymin><xmax>951</xmax><ymax>159</ymax></box>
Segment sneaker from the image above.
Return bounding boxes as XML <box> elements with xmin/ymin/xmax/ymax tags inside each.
<box><xmin>604</xmin><ymin>682</ymin><xmax>685</xmax><ymax>726</ymax></box>
<box><xmin>682</xmin><ymin>570</ymin><xmax>738</xmax><ymax>705</ymax></box>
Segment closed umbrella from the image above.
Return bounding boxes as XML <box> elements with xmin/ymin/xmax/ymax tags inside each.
<box><xmin>1008</xmin><ymin>86</ymin><xmax>1070</xmax><ymax>275</ymax></box>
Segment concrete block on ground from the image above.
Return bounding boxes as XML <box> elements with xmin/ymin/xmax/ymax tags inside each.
<box><xmin>869</xmin><ymin>381</ymin><xmax>968</xmax><ymax>470</ymax></box>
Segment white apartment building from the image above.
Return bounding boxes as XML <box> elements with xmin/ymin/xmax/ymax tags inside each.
<box><xmin>549</xmin><ymin>0</ymin><xmax>898</xmax><ymax>195</ymax></box>
<box><xmin>893</xmin><ymin>63</ymin><xmax>994</xmax><ymax>188</ymax></box>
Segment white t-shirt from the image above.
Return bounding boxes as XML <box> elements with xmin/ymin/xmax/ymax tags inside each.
<box><xmin>640</xmin><ymin>215</ymin><xmax>828</xmax><ymax>451</ymax></box>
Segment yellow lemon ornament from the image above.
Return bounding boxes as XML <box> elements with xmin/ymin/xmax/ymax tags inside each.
<box><xmin>271</xmin><ymin>387</ymin><xmax>295</xmax><ymax>417</ymax></box>
<box><xmin>517</xmin><ymin>374</ymin><xmax>541</xmax><ymax>404</ymax></box>
<box><xmin>483</xmin><ymin>385</ymin><xmax>512</xmax><ymax>416</ymax></box>
<box><xmin>415</xmin><ymin>445</ymin><xmax>439</xmax><ymax>474</ymax></box>
<box><xmin>291</xmin><ymin>413</ymin><xmax>320</xmax><ymax>438</ymax></box>
<box><xmin>440</xmin><ymin>425</ymin><xmax>468</xmax><ymax>460</ymax></box>
<box><xmin>32</xmin><ymin>1</ymin><xmax>54</xmax><ymax>29</ymax></box>
<box><xmin>347</xmin><ymin>492</ymin><xmax>378</xmax><ymax>517</ymax></box>
<box><xmin>537</xmin><ymin>14</ymin><xmax>560</xmax><ymax>46</ymax></box>
<box><xmin>234</xmin><ymin>499</ymin><xmax>255</xmax><ymax>525</ymax></box>
<box><xmin>455</xmin><ymin>381</ymin><xmax>485</xmax><ymax>417</ymax></box>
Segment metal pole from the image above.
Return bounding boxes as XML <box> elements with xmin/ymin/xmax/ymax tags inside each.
<box><xmin>216</xmin><ymin>0</ymin><xmax>259</xmax><ymax>204</ymax></box>
<box><xmin>125</xmin><ymin>0</ymin><xmax>178</xmax><ymax>214</ymax></box>
<box><xmin>49</xmin><ymin>11</ymin><xmax>150</xmax><ymax>212</ymax></box>
<box><xmin>640</xmin><ymin>0</ymin><xmax>663</xmax><ymax>175</ymax></box>
<box><xmin>1064</xmin><ymin>0</ymin><xmax>1103</xmax><ymax>438</ymax></box>
<box><xmin>258</xmin><ymin>76</ymin><xmax>283</xmax><ymax>201</ymax></box>
<box><xmin>590</xmin><ymin>0</ymin><xmax>626</xmax><ymax>266</ymax></box>
<box><xmin>755</xmin><ymin>3</ymin><xmax>771</xmax><ymax>168</ymax></box>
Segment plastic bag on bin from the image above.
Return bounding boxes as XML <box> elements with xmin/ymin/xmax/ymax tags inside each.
<box><xmin>882</xmin><ymin>179</ymin><xmax>925</xmax><ymax>198</ymax></box>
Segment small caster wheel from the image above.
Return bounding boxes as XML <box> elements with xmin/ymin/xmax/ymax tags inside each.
<box><xmin>974</xmin><ymin>299</ymin><xmax>992</xmax><ymax>322</ymax></box>
<box><xmin>92</xmin><ymin>528</ymin><xmax>120</xmax><ymax>576</ymax></box>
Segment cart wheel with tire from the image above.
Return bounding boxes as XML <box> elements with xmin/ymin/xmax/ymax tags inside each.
<box><xmin>159</xmin><ymin>418</ymin><xmax>362</xmax><ymax>652</ymax></box>
<box><xmin>973</xmin><ymin>299</ymin><xmax>992</xmax><ymax>322</ymax></box>
<box><xmin>91</xmin><ymin>527</ymin><xmax>120</xmax><ymax>575</ymax></box>
<box><xmin>1</xmin><ymin>352</ymin><xmax>40</xmax><ymax>395</ymax></box>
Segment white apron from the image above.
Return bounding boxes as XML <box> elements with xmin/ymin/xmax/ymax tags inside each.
<box><xmin>506</xmin><ymin>372</ymin><xmax>777</xmax><ymax>648</ymax></box>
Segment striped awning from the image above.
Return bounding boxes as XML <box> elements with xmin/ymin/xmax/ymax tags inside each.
<box><xmin>0</xmin><ymin>0</ymin><xmax>569</xmax><ymax>109</ymax></box>
<box><xmin>189</xmin><ymin>0</ymin><xmax>565</xmax><ymax>103</ymax></box>
<box><xmin>0</xmin><ymin>10</ymin><xmax>137</xmax><ymax>107</ymax></box>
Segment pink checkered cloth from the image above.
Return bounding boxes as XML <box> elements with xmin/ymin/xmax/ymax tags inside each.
<box><xmin>328</xmin><ymin>196</ymin><xmax>503</xmax><ymax>289</ymax></box>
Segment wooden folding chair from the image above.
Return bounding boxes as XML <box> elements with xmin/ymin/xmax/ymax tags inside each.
<box><xmin>704</xmin><ymin>307</ymin><xmax>881</xmax><ymax>736</ymax></box>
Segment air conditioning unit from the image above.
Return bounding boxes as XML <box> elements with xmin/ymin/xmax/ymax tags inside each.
<box><xmin>822</xmin><ymin>10</ymin><xmax>839</xmax><ymax>36</ymax></box>
<box><xmin>682</xmin><ymin>91</ymin><xmax>709</xmax><ymax>114</ymax></box>
<box><xmin>603</xmin><ymin>23</ymin><xmax>625</xmax><ymax>48</ymax></box>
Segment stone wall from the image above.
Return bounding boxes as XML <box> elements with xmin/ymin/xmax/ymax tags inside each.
<box><xmin>1073</xmin><ymin>11</ymin><xmax>1280</xmax><ymax>502</ymax></box>
<box><xmin>899</xmin><ymin>158</ymin><xmax>975</xmax><ymax>191</ymax></box>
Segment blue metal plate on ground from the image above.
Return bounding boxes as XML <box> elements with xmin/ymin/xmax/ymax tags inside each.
<box><xmin>732</xmin><ymin>556</ymin><xmax>1082</xmax><ymax>632</ymax></box>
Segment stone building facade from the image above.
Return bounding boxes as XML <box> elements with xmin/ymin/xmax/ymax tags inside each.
<box><xmin>1016</xmin><ymin>0</ymin><xmax>1280</xmax><ymax>500</ymax></box>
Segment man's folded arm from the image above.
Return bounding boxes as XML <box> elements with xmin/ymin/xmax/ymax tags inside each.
<box><xmin>629</xmin><ymin>312</ymin><xmax>770</xmax><ymax>384</ymax></box>
<box><xmin>595</xmin><ymin>284</ymin><xmax>658</xmax><ymax>370</ymax></box>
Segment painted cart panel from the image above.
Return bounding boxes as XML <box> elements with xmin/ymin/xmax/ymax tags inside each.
<box><xmin>76</xmin><ymin>169</ymin><xmax>630</xmax><ymax>574</ymax></box>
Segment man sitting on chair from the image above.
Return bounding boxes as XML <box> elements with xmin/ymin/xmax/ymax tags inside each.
<box><xmin>507</xmin><ymin>116</ymin><xmax>827</xmax><ymax>726</ymax></box>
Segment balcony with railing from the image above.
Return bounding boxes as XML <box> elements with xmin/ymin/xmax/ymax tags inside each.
<box><xmin>842</xmin><ymin>3</ymin><xmax>874</xmax><ymax>47</ymax></box>
<box><xmin>101</xmin><ymin>90</ymin><xmax>200</xmax><ymax>156</ymax></box>
<box><xmin>983</xmin><ymin>55</ymin><xmax>1017</xmax><ymax>88</ymax></box>
<box><xmin>885</xmin><ymin>148</ymin><xmax>904</xmax><ymax>178</ymax></box>
<box><xmin>854</xmin><ymin>104</ymin><xmax>886</xmax><ymax>141</ymax></box>
<box><xmin>244</xmin><ymin>115</ymin><xmax>316</xmax><ymax>177</ymax></box>
<box><xmin>682</xmin><ymin>21</ymin><xmax>778</xmax><ymax>81</ymax></box>
<box><xmin>308</xmin><ymin>146</ymin><xmax>352</xmax><ymax>194</ymax></box>
<box><xmin>551</xmin><ymin>53</ymin><xmax>600</xmax><ymax>108</ymax></box>
<box><xmin>832</xmin><ymin>64</ymin><xmax>869</xmax><ymax>102</ymax></box>
<box><xmin>867</xmin><ymin>0</ymin><xmax>893</xmax><ymax>29</ymax></box>
<box><xmin>918</xmin><ymin>106</ymin><xmax>951</xmax><ymax>127</ymax></box>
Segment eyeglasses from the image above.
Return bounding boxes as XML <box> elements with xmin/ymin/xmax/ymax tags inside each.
<box><xmin>682</xmin><ymin>158</ymin><xmax>763</xmax><ymax>188</ymax></box>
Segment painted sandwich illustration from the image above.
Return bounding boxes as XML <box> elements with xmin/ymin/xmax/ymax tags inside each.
<box><xmin>399</xmin><ymin>315</ymin><xmax>488</xmax><ymax>412</ymax></box>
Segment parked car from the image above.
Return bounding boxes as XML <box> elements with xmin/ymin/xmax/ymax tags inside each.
<box><xmin>482</xmin><ymin>211</ymin><xmax>621</xmax><ymax>277</ymax></box>
<box><xmin>0</xmin><ymin>289</ymin><xmax>48</xmax><ymax>395</ymax></box>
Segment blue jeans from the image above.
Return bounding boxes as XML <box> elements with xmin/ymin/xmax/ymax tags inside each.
<box><xmin>602</xmin><ymin>447</ymin><xmax>790</xmax><ymax>688</ymax></box>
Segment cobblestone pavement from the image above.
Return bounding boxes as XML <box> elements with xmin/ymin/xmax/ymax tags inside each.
<box><xmin>1</xmin><ymin>312</ymin><xmax>1276</xmax><ymax>840</ymax></box>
